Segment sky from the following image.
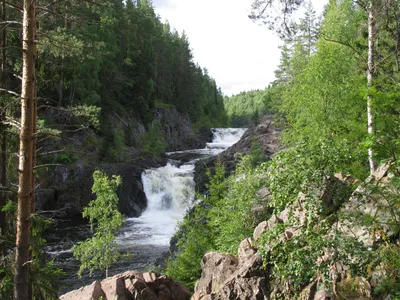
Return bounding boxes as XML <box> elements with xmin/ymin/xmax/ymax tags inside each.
<box><xmin>153</xmin><ymin>0</ymin><xmax>328</xmax><ymax>96</ymax></box>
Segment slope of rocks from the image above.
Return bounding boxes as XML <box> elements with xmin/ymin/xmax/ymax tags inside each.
<box><xmin>59</xmin><ymin>271</ymin><xmax>191</xmax><ymax>300</ymax></box>
<box><xmin>192</xmin><ymin>163</ymin><xmax>398</xmax><ymax>299</ymax></box>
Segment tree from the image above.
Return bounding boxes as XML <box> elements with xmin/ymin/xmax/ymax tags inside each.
<box><xmin>14</xmin><ymin>0</ymin><xmax>37</xmax><ymax>299</ymax></box>
<box><xmin>72</xmin><ymin>171</ymin><xmax>124</xmax><ymax>278</ymax></box>
<box><xmin>249</xmin><ymin>0</ymin><xmax>388</xmax><ymax>174</ymax></box>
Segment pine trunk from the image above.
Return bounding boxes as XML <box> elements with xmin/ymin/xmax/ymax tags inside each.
<box><xmin>13</xmin><ymin>0</ymin><xmax>36</xmax><ymax>299</ymax></box>
<box><xmin>0</xmin><ymin>0</ymin><xmax>7</xmax><ymax>237</ymax></box>
<box><xmin>367</xmin><ymin>0</ymin><xmax>376</xmax><ymax>175</ymax></box>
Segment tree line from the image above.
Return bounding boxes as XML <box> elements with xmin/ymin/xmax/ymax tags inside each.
<box><xmin>166</xmin><ymin>0</ymin><xmax>400</xmax><ymax>297</ymax></box>
<box><xmin>0</xmin><ymin>0</ymin><xmax>227</xmax><ymax>299</ymax></box>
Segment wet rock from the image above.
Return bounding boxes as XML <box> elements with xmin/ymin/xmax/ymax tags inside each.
<box><xmin>35</xmin><ymin>189</ymin><xmax>55</xmax><ymax>211</ymax></box>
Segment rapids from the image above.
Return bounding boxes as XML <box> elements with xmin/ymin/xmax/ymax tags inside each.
<box><xmin>45</xmin><ymin>128</ymin><xmax>246</xmax><ymax>294</ymax></box>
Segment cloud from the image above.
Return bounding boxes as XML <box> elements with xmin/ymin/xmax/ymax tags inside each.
<box><xmin>154</xmin><ymin>0</ymin><xmax>327</xmax><ymax>96</ymax></box>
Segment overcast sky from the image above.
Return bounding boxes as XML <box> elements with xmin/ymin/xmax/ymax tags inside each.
<box><xmin>153</xmin><ymin>0</ymin><xmax>328</xmax><ymax>96</ymax></box>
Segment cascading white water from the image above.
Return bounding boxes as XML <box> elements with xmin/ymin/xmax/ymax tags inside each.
<box><xmin>43</xmin><ymin>128</ymin><xmax>247</xmax><ymax>294</ymax></box>
<box><xmin>206</xmin><ymin>128</ymin><xmax>247</xmax><ymax>150</ymax></box>
<box><xmin>116</xmin><ymin>128</ymin><xmax>246</xmax><ymax>250</ymax></box>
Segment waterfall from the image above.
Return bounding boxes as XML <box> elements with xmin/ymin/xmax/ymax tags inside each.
<box><xmin>44</xmin><ymin>127</ymin><xmax>247</xmax><ymax>294</ymax></box>
<box><xmin>115</xmin><ymin>128</ymin><xmax>246</xmax><ymax>249</ymax></box>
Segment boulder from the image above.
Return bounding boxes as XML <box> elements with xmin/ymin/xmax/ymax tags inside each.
<box><xmin>59</xmin><ymin>271</ymin><xmax>191</xmax><ymax>300</ymax></box>
<box><xmin>59</xmin><ymin>280</ymin><xmax>106</xmax><ymax>300</ymax></box>
<box><xmin>192</xmin><ymin>250</ymin><xmax>268</xmax><ymax>300</ymax></box>
<box><xmin>238</xmin><ymin>237</ymin><xmax>256</xmax><ymax>263</ymax></box>
<box><xmin>336</xmin><ymin>162</ymin><xmax>398</xmax><ymax>247</ymax></box>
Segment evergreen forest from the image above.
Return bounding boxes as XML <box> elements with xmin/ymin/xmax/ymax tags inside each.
<box><xmin>1</xmin><ymin>0</ymin><xmax>400</xmax><ymax>299</ymax></box>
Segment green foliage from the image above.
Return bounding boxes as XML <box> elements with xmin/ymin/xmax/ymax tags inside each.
<box><xmin>266</xmin><ymin>138</ymin><xmax>360</xmax><ymax>211</ymax></box>
<box><xmin>0</xmin><ymin>216</ymin><xmax>64</xmax><ymax>299</ymax></box>
<box><xmin>30</xmin><ymin>216</ymin><xmax>65</xmax><ymax>300</ymax></box>
<box><xmin>224</xmin><ymin>89</ymin><xmax>272</xmax><ymax>127</ymax></box>
<box><xmin>372</xmin><ymin>243</ymin><xmax>400</xmax><ymax>298</ymax></box>
<box><xmin>165</xmin><ymin>204</ymin><xmax>214</xmax><ymax>290</ymax></box>
<box><xmin>72</xmin><ymin>105</ymin><xmax>101</xmax><ymax>131</ymax></box>
<box><xmin>72</xmin><ymin>171</ymin><xmax>125</xmax><ymax>277</ymax></box>
<box><xmin>166</xmin><ymin>156</ymin><xmax>270</xmax><ymax>286</ymax></box>
<box><xmin>140</xmin><ymin>121</ymin><xmax>166</xmax><ymax>158</ymax></box>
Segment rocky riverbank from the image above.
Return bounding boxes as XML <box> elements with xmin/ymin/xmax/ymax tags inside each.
<box><xmin>36</xmin><ymin>106</ymin><xmax>212</xmax><ymax>219</ymax></box>
<box><xmin>194</xmin><ymin>116</ymin><xmax>281</xmax><ymax>193</ymax></box>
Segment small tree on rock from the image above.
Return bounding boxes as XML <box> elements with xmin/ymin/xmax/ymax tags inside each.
<box><xmin>72</xmin><ymin>171</ymin><xmax>124</xmax><ymax>278</ymax></box>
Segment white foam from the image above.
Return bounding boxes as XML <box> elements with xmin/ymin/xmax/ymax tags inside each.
<box><xmin>116</xmin><ymin>128</ymin><xmax>247</xmax><ymax>247</ymax></box>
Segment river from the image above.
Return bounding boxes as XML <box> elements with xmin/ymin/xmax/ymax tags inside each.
<box><xmin>44</xmin><ymin>128</ymin><xmax>246</xmax><ymax>294</ymax></box>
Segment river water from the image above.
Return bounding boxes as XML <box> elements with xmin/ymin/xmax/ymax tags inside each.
<box><xmin>45</xmin><ymin>128</ymin><xmax>246</xmax><ymax>294</ymax></box>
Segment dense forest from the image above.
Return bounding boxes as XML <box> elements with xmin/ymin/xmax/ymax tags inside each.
<box><xmin>1</xmin><ymin>0</ymin><xmax>400</xmax><ymax>299</ymax></box>
<box><xmin>0</xmin><ymin>0</ymin><xmax>227</xmax><ymax>299</ymax></box>
<box><xmin>167</xmin><ymin>0</ymin><xmax>400</xmax><ymax>298</ymax></box>
<box><xmin>224</xmin><ymin>89</ymin><xmax>269</xmax><ymax>127</ymax></box>
<box><xmin>0</xmin><ymin>0</ymin><xmax>227</xmax><ymax>170</ymax></box>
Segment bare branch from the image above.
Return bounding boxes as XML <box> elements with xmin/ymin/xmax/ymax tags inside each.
<box><xmin>36</xmin><ymin>148</ymin><xmax>66</xmax><ymax>155</ymax></box>
<box><xmin>4</xmin><ymin>2</ymin><xmax>23</xmax><ymax>12</ymax></box>
<box><xmin>0</xmin><ymin>88</ymin><xmax>19</xmax><ymax>97</ymax></box>
<box><xmin>34</xmin><ymin>164</ymin><xmax>64</xmax><ymax>170</ymax></box>
<box><xmin>0</xmin><ymin>21</ymin><xmax>22</xmax><ymax>26</ymax></box>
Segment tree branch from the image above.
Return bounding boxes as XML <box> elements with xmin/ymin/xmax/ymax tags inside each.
<box><xmin>0</xmin><ymin>88</ymin><xmax>19</xmax><ymax>97</ymax></box>
<box><xmin>320</xmin><ymin>32</ymin><xmax>367</xmax><ymax>64</ymax></box>
<box><xmin>4</xmin><ymin>2</ymin><xmax>23</xmax><ymax>12</ymax></box>
<box><xmin>34</xmin><ymin>164</ymin><xmax>64</xmax><ymax>170</ymax></box>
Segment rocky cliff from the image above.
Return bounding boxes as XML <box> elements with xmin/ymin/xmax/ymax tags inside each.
<box><xmin>192</xmin><ymin>163</ymin><xmax>398</xmax><ymax>299</ymax></box>
<box><xmin>36</xmin><ymin>106</ymin><xmax>211</xmax><ymax>219</ymax></box>
<box><xmin>194</xmin><ymin>116</ymin><xmax>281</xmax><ymax>193</ymax></box>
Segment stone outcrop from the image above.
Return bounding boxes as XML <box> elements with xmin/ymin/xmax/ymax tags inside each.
<box><xmin>37</xmin><ymin>106</ymin><xmax>211</xmax><ymax>219</ymax></box>
<box><xmin>154</xmin><ymin>107</ymin><xmax>212</xmax><ymax>151</ymax></box>
<box><xmin>192</xmin><ymin>164</ymin><xmax>398</xmax><ymax>300</ymax></box>
<box><xmin>59</xmin><ymin>271</ymin><xmax>191</xmax><ymax>300</ymax></box>
<box><xmin>37</xmin><ymin>158</ymin><xmax>166</xmax><ymax>219</ymax></box>
<box><xmin>194</xmin><ymin>116</ymin><xmax>281</xmax><ymax>193</ymax></box>
<box><xmin>192</xmin><ymin>240</ymin><xmax>268</xmax><ymax>300</ymax></box>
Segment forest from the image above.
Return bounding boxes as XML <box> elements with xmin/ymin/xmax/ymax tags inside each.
<box><xmin>0</xmin><ymin>0</ymin><xmax>227</xmax><ymax>299</ymax></box>
<box><xmin>1</xmin><ymin>0</ymin><xmax>400</xmax><ymax>299</ymax></box>
<box><xmin>167</xmin><ymin>0</ymin><xmax>400</xmax><ymax>299</ymax></box>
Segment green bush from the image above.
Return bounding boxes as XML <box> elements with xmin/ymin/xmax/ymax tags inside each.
<box><xmin>166</xmin><ymin>155</ymin><xmax>270</xmax><ymax>287</ymax></box>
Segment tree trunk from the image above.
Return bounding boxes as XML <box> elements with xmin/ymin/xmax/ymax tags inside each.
<box><xmin>14</xmin><ymin>0</ymin><xmax>36</xmax><ymax>299</ymax></box>
<box><xmin>0</xmin><ymin>0</ymin><xmax>6</xmax><ymax>187</ymax></box>
<box><xmin>0</xmin><ymin>0</ymin><xmax>7</xmax><ymax>237</ymax></box>
<box><xmin>367</xmin><ymin>0</ymin><xmax>376</xmax><ymax>175</ymax></box>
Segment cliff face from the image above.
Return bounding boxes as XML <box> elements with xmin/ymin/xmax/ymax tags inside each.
<box><xmin>36</xmin><ymin>107</ymin><xmax>211</xmax><ymax>219</ymax></box>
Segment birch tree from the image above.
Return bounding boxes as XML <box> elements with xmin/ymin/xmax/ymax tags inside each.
<box><xmin>250</xmin><ymin>0</ymin><xmax>382</xmax><ymax>175</ymax></box>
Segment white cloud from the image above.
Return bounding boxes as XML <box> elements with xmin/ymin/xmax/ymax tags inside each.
<box><xmin>154</xmin><ymin>0</ymin><xmax>327</xmax><ymax>96</ymax></box>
